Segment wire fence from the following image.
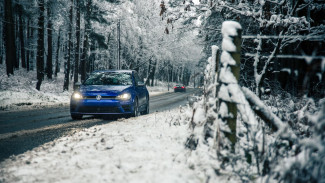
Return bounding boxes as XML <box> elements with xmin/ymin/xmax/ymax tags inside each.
<box><xmin>242</xmin><ymin>34</ymin><xmax>325</xmax><ymax>60</ymax></box>
<box><xmin>242</xmin><ymin>35</ymin><xmax>325</xmax><ymax>41</ymax></box>
<box><xmin>245</xmin><ymin>53</ymin><xmax>325</xmax><ymax>60</ymax></box>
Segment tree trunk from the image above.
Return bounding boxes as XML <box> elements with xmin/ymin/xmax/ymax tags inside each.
<box><xmin>63</xmin><ymin>0</ymin><xmax>73</xmax><ymax>91</ymax></box>
<box><xmin>4</xmin><ymin>0</ymin><xmax>16</xmax><ymax>76</ymax></box>
<box><xmin>18</xmin><ymin>4</ymin><xmax>26</xmax><ymax>69</ymax></box>
<box><xmin>46</xmin><ymin>5</ymin><xmax>53</xmax><ymax>79</ymax></box>
<box><xmin>55</xmin><ymin>29</ymin><xmax>61</xmax><ymax>77</ymax></box>
<box><xmin>74</xmin><ymin>0</ymin><xmax>81</xmax><ymax>88</ymax></box>
<box><xmin>145</xmin><ymin>59</ymin><xmax>152</xmax><ymax>85</ymax></box>
<box><xmin>26</xmin><ymin>20</ymin><xmax>30</xmax><ymax>71</ymax></box>
<box><xmin>80</xmin><ymin>0</ymin><xmax>91</xmax><ymax>82</ymax></box>
<box><xmin>151</xmin><ymin>61</ymin><xmax>157</xmax><ymax>86</ymax></box>
<box><xmin>0</xmin><ymin>15</ymin><xmax>3</xmax><ymax>65</ymax></box>
<box><xmin>15</xmin><ymin>16</ymin><xmax>19</xmax><ymax>69</ymax></box>
<box><xmin>170</xmin><ymin>64</ymin><xmax>173</xmax><ymax>82</ymax></box>
<box><xmin>36</xmin><ymin>0</ymin><xmax>45</xmax><ymax>90</ymax></box>
<box><xmin>29</xmin><ymin>20</ymin><xmax>34</xmax><ymax>71</ymax></box>
<box><xmin>80</xmin><ymin>32</ymin><xmax>88</xmax><ymax>82</ymax></box>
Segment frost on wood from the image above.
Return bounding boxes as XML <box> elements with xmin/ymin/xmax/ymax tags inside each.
<box><xmin>218</xmin><ymin>65</ymin><xmax>238</xmax><ymax>84</ymax></box>
<box><xmin>203</xmin><ymin>45</ymin><xmax>220</xmax><ymax>102</ymax></box>
<box><xmin>211</xmin><ymin>45</ymin><xmax>219</xmax><ymax>77</ymax></box>
<box><xmin>221</xmin><ymin>21</ymin><xmax>242</xmax><ymax>52</ymax></box>
<box><xmin>220</xmin><ymin>51</ymin><xmax>236</xmax><ymax>66</ymax></box>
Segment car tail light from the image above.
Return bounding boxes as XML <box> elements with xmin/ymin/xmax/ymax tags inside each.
<box><xmin>181</xmin><ymin>86</ymin><xmax>185</xmax><ymax>88</ymax></box>
<box><xmin>174</xmin><ymin>87</ymin><xmax>177</xmax><ymax>89</ymax></box>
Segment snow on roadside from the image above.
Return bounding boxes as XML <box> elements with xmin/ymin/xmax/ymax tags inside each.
<box><xmin>0</xmin><ymin>66</ymin><xmax>72</xmax><ymax>110</ymax></box>
<box><xmin>146</xmin><ymin>80</ymin><xmax>179</xmax><ymax>96</ymax></box>
<box><xmin>0</xmin><ymin>109</ymin><xmax>200</xmax><ymax>183</ymax></box>
<box><xmin>0</xmin><ymin>65</ymin><xmax>170</xmax><ymax>111</ymax></box>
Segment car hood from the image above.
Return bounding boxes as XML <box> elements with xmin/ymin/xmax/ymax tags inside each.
<box><xmin>80</xmin><ymin>85</ymin><xmax>132</xmax><ymax>96</ymax></box>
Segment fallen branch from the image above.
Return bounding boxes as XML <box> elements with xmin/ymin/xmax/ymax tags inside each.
<box><xmin>241</xmin><ymin>87</ymin><xmax>284</xmax><ymax>131</ymax></box>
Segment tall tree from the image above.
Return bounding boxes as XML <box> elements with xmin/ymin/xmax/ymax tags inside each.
<box><xmin>74</xmin><ymin>0</ymin><xmax>81</xmax><ymax>87</ymax></box>
<box><xmin>46</xmin><ymin>3</ymin><xmax>53</xmax><ymax>79</ymax></box>
<box><xmin>27</xmin><ymin>18</ymin><xmax>34</xmax><ymax>71</ymax></box>
<box><xmin>80</xmin><ymin>0</ymin><xmax>91</xmax><ymax>82</ymax></box>
<box><xmin>26</xmin><ymin>19</ymin><xmax>30</xmax><ymax>71</ymax></box>
<box><xmin>55</xmin><ymin>29</ymin><xmax>61</xmax><ymax>77</ymax></box>
<box><xmin>14</xmin><ymin>16</ymin><xmax>19</xmax><ymax>69</ymax></box>
<box><xmin>36</xmin><ymin>0</ymin><xmax>45</xmax><ymax>90</ymax></box>
<box><xmin>17</xmin><ymin>3</ymin><xmax>26</xmax><ymax>69</ymax></box>
<box><xmin>0</xmin><ymin>6</ymin><xmax>3</xmax><ymax>65</ymax></box>
<box><xmin>63</xmin><ymin>0</ymin><xmax>73</xmax><ymax>91</ymax></box>
<box><xmin>3</xmin><ymin>0</ymin><xmax>16</xmax><ymax>76</ymax></box>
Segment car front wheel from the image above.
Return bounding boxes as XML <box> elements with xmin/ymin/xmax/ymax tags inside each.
<box><xmin>142</xmin><ymin>97</ymin><xmax>149</xmax><ymax>115</ymax></box>
<box><xmin>132</xmin><ymin>99</ymin><xmax>139</xmax><ymax>117</ymax></box>
<box><xmin>71</xmin><ymin>114</ymin><xmax>82</xmax><ymax>120</ymax></box>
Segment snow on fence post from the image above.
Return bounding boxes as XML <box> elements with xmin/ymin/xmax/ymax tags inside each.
<box><xmin>205</xmin><ymin>45</ymin><xmax>220</xmax><ymax>100</ymax></box>
<box><xmin>217</xmin><ymin>21</ymin><xmax>242</xmax><ymax>151</ymax></box>
<box><xmin>211</xmin><ymin>45</ymin><xmax>220</xmax><ymax>97</ymax></box>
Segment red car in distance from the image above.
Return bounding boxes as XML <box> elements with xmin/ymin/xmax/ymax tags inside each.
<box><xmin>174</xmin><ymin>85</ymin><xmax>186</xmax><ymax>92</ymax></box>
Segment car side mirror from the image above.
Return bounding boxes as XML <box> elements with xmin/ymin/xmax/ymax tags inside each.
<box><xmin>74</xmin><ymin>82</ymin><xmax>82</xmax><ymax>90</ymax></box>
<box><xmin>137</xmin><ymin>81</ymin><xmax>145</xmax><ymax>86</ymax></box>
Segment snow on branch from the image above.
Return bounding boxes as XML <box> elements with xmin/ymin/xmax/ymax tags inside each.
<box><xmin>241</xmin><ymin>87</ymin><xmax>296</xmax><ymax>140</ymax></box>
<box><xmin>254</xmin><ymin>31</ymin><xmax>283</xmax><ymax>96</ymax></box>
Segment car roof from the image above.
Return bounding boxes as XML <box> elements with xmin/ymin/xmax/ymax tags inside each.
<box><xmin>92</xmin><ymin>70</ymin><xmax>134</xmax><ymax>73</ymax></box>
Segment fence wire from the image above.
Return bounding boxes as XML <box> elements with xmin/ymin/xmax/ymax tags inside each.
<box><xmin>242</xmin><ymin>35</ymin><xmax>325</xmax><ymax>41</ymax></box>
<box><xmin>245</xmin><ymin>53</ymin><xmax>325</xmax><ymax>60</ymax></box>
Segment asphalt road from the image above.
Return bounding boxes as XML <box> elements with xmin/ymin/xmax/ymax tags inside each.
<box><xmin>0</xmin><ymin>88</ymin><xmax>199</xmax><ymax>162</ymax></box>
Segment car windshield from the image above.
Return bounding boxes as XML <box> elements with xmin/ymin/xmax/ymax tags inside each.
<box><xmin>84</xmin><ymin>72</ymin><xmax>133</xmax><ymax>86</ymax></box>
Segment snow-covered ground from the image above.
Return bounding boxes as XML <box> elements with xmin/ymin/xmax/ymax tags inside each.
<box><xmin>1</xmin><ymin>65</ymin><xmax>206</xmax><ymax>182</ymax></box>
<box><xmin>0</xmin><ymin>109</ymin><xmax>201</xmax><ymax>183</ymax></box>
<box><xmin>0</xmin><ymin>66</ymin><xmax>72</xmax><ymax>110</ymax></box>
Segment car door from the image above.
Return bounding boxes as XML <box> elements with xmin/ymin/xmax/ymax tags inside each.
<box><xmin>133</xmin><ymin>72</ymin><xmax>146</xmax><ymax>107</ymax></box>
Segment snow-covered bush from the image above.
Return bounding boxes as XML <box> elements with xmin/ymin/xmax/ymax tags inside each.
<box><xmin>264</xmin><ymin>100</ymin><xmax>325</xmax><ymax>183</ymax></box>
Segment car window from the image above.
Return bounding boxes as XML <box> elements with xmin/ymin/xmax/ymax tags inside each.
<box><xmin>84</xmin><ymin>72</ymin><xmax>133</xmax><ymax>86</ymax></box>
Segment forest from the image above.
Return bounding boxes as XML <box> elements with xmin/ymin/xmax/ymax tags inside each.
<box><xmin>1</xmin><ymin>0</ymin><xmax>325</xmax><ymax>182</ymax></box>
<box><xmin>1</xmin><ymin>0</ymin><xmax>202</xmax><ymax>91</ymax></box>
<box><xmin>1</xmin><ymin>0</ymin><xmax>324</xmax><ymax>95</ymax></box>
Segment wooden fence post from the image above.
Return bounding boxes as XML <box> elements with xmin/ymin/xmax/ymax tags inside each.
<box><xmin>218</xmin><ymin>21</ymin><xmax>242</xmax><ymax>151</ymax></box>
<box><xmin>211</xmin><ymin>45</ymin><xmax>220</xmax><ymax>97</ymax></box>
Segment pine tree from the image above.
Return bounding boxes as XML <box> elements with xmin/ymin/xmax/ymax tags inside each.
<box><xmin>46</xmin><ymin>4</ymin><xmax>53</xmax><ymax>79</ymax></box>
<box><xmin>63</xmin><ymin>0</ymin><xmax>73</xmax><ymax>91</ymax></box>
<box><xmin>74</xmin><ymin>0</ymin><xmax>81</xmax><ymax>88</ymax></box>
<box><xmin>36</xmin><ymin>0</ymin><xmax>45</xmax><ymax>90</ymax></box>
<box><xmin>3</xmin><ymin>0</ymin><xmax>16</xmax><ymax>76</ymax></box>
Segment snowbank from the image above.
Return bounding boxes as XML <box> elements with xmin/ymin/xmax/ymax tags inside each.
<box><xmin>0</xmin><ymin>66</ymin><xmax>72</xmax><ymax>110</ymax></box>
<box><xmin>0</xmin><ymin>109</ymin><xmax>199</xmax><ymax>183</ymax></box>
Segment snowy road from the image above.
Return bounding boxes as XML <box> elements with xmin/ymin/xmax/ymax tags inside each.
<box><xmin>0</xmin><ymin>88</ymin><xmax>199</xmax><ymax>162</ymax></box>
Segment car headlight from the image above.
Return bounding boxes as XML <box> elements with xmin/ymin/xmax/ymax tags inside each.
<box><xmin>72</xmin><ymin>92</ymin><xmax>83</xmax><ymax>100</ymax></box>
<box><xmin>117</xmin><ymin>93</ymin><xmax>131</xmax><ymax>100</ymax></box>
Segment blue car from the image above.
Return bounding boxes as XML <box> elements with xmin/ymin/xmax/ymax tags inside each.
<box><xmin>70</xmin><ymin>70</ymin><xmax>149</xmax><ymax>120</ymax></box>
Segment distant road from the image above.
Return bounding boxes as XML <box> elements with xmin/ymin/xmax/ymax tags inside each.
<box><xmin>0</xmin><ymin>88</ymin><xmax>200</xmax><ymax>162</ymax></box>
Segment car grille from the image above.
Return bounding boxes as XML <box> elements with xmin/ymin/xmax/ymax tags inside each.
<box><xmin>78</xmin><ymin>106</ymin><xmax>121</xmax><ymax>113</ymax></box>
<box><xmin>83</xmin><ymin>96</ymin><xmax>116</xmax><ymax>99</ymax></box>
